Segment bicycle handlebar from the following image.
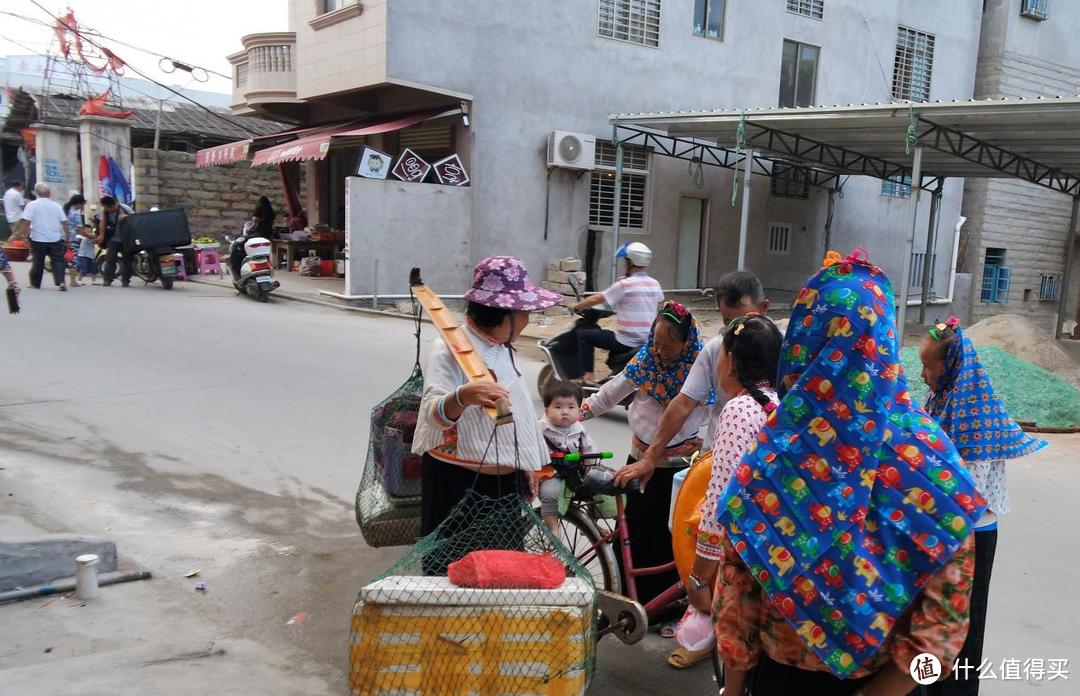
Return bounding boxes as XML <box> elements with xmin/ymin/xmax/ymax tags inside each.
<box><xmin>563</xmin><ymin>451</ymin><xmax>614</xmax><ymax>463</ymax></box>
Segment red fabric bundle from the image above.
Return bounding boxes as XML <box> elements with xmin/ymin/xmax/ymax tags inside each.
<box><xmin>447</xmin><ymin>550</ymin><xmax>567</xmax><ymax>589</ymax></box>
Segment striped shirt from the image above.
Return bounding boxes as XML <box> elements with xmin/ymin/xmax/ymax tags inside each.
<box><xmin>412</xmin><ymin>324</ymin><xmax>547</xmax><ymax>472</ymax></box>
<box><xmin>602</xmin><ymin>272</ymin><xmax>664</xmax><ymax>347</ymax></box>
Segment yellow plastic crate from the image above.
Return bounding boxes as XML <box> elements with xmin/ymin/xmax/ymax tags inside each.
<box><xmin>349</xmin><ymin>576</ymin><xmax>594</xmax><ymax>696</ymax></box>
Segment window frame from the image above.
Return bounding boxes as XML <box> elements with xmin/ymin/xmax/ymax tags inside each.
<box><xmin>881</xmin><ymin>174</ymin><xmax>912</xmax><ymax>198</ymax></box>
<box><xmin>589</xmin><ymin>141</ymin><xmax>650</xmax><ymax>233</ymax></box>
<box><xmin>779</xmin><ymin>39</ymin><xmax>820</xmax><ymax>108</ymax></box>
<box><xmin>692</xmin><ymin>0</ymin><xmax>725</xmax><ymax>41</ymax></box>
<box><xmin>767</xmin><ymin>222</ymin><xmax>793</xmax><ymax>255</ymax></box>
<box><xmin>1039</xmin><ymin>272</ymin><xmax>1062</xmax><ymax>301</ymax></box>
<box><xmin>598</xmin><ymin>0</ymin><xmax>663</xmax><ymax>48</ymax></box>
<box><xmin>892</xmin><ymin>26</ymin><xmax>935</xmax><ymax>102</ymax></box>
<box><xmin>771</xmin><ymin>162</ymin><xmax>810</xmax><ymax>199</ymax></box>
<box><xmin>786</xmin><ymin>0</ymin><xmax>824</xmax><ymax>20</ymax></box>
<box><xmin>980</xmin><ymin>248</ymin><xmax>1010</xmax><ymax>303</ymax></box>
<box><xmin>1020</xmin><ymin>0</ymin><xmax>1049</xmax><ymax>21</ymax></box>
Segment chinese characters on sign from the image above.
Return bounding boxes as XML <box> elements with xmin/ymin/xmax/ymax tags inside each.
<box><xmin>910</xmin><ymin>654</ymin><xmax>942</xmax><ymax>686</ymax></box>
<box><xmin>950</xmin><ymin>657</ymin><xmax>1070</xmax><ymax>683</ymax></box>
<box><xmin>43</xmin><ymin>158</ymin><xmax>62</xmax><ymax>183</ymax></box>
<box><xmin>433</xmin><ymin>154</ymin><xmax>469</xmax><ymax>187</ymax></box>
<box><xmin>391</xmin><ymin>148</ymin><xmax>432</xmax><ymax>183</ymax></box>
<box><xmin>357</xmin><ymin>146</ymin><xmax>392</xmax><ymax>179</ymax></box>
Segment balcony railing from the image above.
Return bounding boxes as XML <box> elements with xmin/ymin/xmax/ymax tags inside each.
<box><xmin>228</xmin><ymin>32</ymin><xmax>299</xmax><ymax>114</ymax></box>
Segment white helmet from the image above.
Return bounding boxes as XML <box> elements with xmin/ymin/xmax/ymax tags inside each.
<box><xmin>616</xmin><ymin>241</ymin><xmax>652</xmax><ymax>268</ymax></box>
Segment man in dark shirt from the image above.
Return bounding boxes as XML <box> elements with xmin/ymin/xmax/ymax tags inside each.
<box><xmin>97</xmin><ymin>196</ymin><xmax>133</xmax><ymax>287</ymax></box>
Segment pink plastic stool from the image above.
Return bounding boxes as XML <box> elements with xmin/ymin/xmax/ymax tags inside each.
<box><xmin>171</xmin><ymin>254</ymin><xmax>187</xmax><ymax>280</ymax></box>
<box><xmin>197</xmin><ymin>248</ymin><xmax>221</xmax><ymax>275</ymax></box>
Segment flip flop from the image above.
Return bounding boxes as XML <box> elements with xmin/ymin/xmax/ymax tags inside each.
<box><xmin>667</xmin><ymin>645</ymin><xmax>712</xmax><ymax>669</ymax></box>
<box><xmin>659</xmin><ymin>622</ymin><xmax>677</xmax><ymax>639</ymax></box>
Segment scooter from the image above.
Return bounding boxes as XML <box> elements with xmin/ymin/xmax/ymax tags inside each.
<box><xmin>537</xmin><ymin>274</ymin><xmax>638</xmax><ymax>403</ymax></box>
<box><xmin>227</xmin><ymin>225</ymin><xmax>279</xmax><ymax>302</ymax></box>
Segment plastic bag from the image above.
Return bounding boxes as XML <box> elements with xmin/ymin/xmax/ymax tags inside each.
<box><xmin>299</xmin><ymin>255</ymin><xmax>321</xmax><ymax>276</ymax></box>
<box><xmin>448</xmin><ymin>550</ymin><xmax>567</xmax><ymax>589</ymax></box>
<box><xmin>674</xmin><ymin>605</ymin><xmax>715</xmax><ymax>652</ymax></box>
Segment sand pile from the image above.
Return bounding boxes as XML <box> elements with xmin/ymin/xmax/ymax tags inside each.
<box><xmin>963</xmin><ymin>314</ymin><xmax>1080</xmax><ymax>388</ymax></box>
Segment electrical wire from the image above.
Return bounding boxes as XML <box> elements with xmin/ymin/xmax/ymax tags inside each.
<box><xmin>29</xmin><ymin>1</ymin><xmax>262</xmax><ymax>138</ymax></box>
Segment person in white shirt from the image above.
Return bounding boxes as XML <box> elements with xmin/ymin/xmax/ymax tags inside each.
<box><xmin>3</xmin><ymin>181</ymin><xmax>26</xmax><ymax>239</ymax></box>
<box><xmin>21</xmin><ymin>183</ymin><xmax>70</xmax><ymax>291</ymax></box>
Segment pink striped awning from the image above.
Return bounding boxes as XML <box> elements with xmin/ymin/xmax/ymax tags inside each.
<box><xmin>195</xmin><ymin>139</ymin><xmax>251</xmax><ymax>168</ymax></box>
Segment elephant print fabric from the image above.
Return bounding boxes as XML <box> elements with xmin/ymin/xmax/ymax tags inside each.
<box><xmin>717</xmin><ymin>254</ymin><xmax>986</xmax><ymax>678</ymax></box>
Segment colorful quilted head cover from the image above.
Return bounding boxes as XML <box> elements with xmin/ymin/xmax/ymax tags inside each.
<box><xmin>924</xmin><ymin>326</ymin><xmax>1047</xmax><ymax>462</ymax></box>
<box><xmin>717</xmin><ymin>255</ymin><xmax>986</xmax><ymax>677</ymax></box>
<box><xmin>624</xmin><ymin>302</ymin><xmax>714</xmax><ymax>406</ymax></box>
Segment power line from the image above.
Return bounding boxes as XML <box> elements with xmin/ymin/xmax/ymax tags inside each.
<box><xmin>29</xmin><ymin>1</ymin><xmax>262</xmax><ymax>138</ymax></box>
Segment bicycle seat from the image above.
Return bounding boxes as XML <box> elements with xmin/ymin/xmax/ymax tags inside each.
<box><xmin>583</xmin><ymin>467</ymin><xmax>640</xmax><ymax>496</ymax></box>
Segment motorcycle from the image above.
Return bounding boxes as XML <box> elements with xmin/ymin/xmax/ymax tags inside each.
<box><xmin>227</xmin><ymin>226</ymin><xmax>279</xmax><ymax>302</ymax></box>
<box><xmin>93</xmin><ymin>247</ymin><xmax>180</xmax><ymax>289</ymax></box>
<box><xmin>537</xmin><ymin>274</ymin><xmax>638</xmax><ymax>403</ymax></box>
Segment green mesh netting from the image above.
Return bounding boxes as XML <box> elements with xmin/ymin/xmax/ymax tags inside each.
<box><xmin>355</xmin><ymin>366</ymin><xmax>424</xmax><ymax>548</ymax></box>
<box><xmin>349</xmin><ymin>490</ymin><xmax>598</xmax><ymax>696</ymax></box>
<box><xmin>900</xmin><ymin>345</ymin><xmax>1080</xmax><ymax>428</ymax></box>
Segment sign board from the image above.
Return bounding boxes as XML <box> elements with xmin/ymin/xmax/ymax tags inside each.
<box><xmin>43</xmin><ymin>158</ymin><xmax>62</xmax><ymax>183</ymax></box>
<box><xmin>391</xmin><ymin>148</ymin><xmax>432</xmax><ymax>183</ymax></box>
<box><xmin>357</xmin><ymin>146</ymin><xmax>392</xmax><ymax>179</ymax></box>
<box><xmin>433</xmin><ymin>154</ymin><xmax>469</xmax><ymax>187</ymax></box>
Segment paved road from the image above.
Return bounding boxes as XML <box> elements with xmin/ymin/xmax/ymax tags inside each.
<box><xmin>1</xmin><ymin>278</ymin><xmax>1077</xmax><ymax>695</ymax></box>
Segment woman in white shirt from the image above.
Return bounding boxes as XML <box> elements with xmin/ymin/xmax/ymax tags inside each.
<box><xmin>582</xmin><ymin>301</ymin><xmax>711</xmax><ymax>607</ymax></box>
<box><xmin>412</xmin><ymin>256</ymin><xmax>561</xmax><ymax>573</ymax></box>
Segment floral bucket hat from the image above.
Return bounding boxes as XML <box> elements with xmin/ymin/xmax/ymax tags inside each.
<box><xmin>463</xmin><ymin>256</ymin><xmax>562</xmax><ymax>311</ymax></box>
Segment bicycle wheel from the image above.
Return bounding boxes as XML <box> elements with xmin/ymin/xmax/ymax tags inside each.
<box><xmin>557</xmin><ymin>505</ymin><xmax>621</xmax><ymax>594</ymax></box>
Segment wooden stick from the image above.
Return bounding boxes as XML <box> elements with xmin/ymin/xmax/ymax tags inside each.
<box><xmin>410</xmin><ymin>268</ymin><xmax>513</xmax><ymax>425</ymax></box>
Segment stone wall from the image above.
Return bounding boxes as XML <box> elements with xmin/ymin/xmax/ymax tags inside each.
<box><xmin>541</xmin><ymin>258</ymin><xmax>587</xmax><ymax>316</ymax></box>
<box><xmin>133</xmin><ymin>148</ymin><xmax>304</xmax><ymax>238</ymax></box>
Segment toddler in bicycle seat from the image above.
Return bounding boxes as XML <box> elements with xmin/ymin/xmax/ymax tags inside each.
<box><xmin>538</xmin><ymin>380</ymin><xmax>598</xmax><ymax>533</ymax></box>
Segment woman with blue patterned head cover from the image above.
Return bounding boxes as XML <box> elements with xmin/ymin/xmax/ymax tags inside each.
<box><xmin>712</xmin><ymin>251</ymin><xmax>986</xmax><ymax>696</ymax></box>
<box><xmin>919</xmin><ymin>317</ymin><xmax>1047</xmax><ymax>696</ymax></box>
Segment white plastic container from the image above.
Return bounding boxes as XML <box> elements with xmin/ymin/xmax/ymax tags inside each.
<box><xmin>75</xmin><ymin>554</ymin><xmax>100</xmax><ymax>600</ymax></box>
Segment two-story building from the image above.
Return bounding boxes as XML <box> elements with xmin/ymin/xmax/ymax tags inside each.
<box><xmin>212</xmin><ymin>0</ymin><xmax>987</xmax><ymax>307</ymax></box>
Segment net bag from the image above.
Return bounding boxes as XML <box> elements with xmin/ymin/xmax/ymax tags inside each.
<box><xmin>349</xmin><ymin>490</ymin><xmax>598</xmax><ymax>696</ymax></box>
<box><xmin>355</xmin><ymin>366</ymin><xmax>424</xmax><ymax>548</ymax></box>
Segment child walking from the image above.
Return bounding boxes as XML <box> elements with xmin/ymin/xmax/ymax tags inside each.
<box><xmin>63</xmin><ymin>194</ymin><xmax>87</xmax><ymax>287</ymax></box>
<box><xmin>919</xmin><ymin>316</ymin><xmax>1047</xmax><ymax>696</ymax></box>
<box><xmin>537</xmin><ymin>381</ymin><xmax>598</xmax><ymax>533</ymax></box>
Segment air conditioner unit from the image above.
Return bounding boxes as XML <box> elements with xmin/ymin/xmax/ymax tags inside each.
<box><xmin>547</xmin><ymin>130</ymin><xmax>596</xmax><ymax>171</ymax></box>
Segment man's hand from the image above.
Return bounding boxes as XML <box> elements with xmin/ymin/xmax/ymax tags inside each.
<box><xmin>523</xmin><ymin>470</ymin><xmax>538</xmax><ymax>501</ymax></box>
<box><xmin>458</xmin><ymin>383</ymin><xmax>510</xmax><ymax>408</ymax></box>
<box><xmin>612</xmin><ymin>454</ymin><xmax>657</xmax><ymax>492</ymax></box>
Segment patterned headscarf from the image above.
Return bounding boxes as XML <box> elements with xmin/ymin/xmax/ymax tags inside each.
<box><xmin>717</xmin><ymin>254</ymin><xmax>986</xmax><ymax>678</ymax></box>
<box><xmin>623</xmin><ymin>302</ymin><xmax>714</xmax><ymax>406</ymax></box>
<box><xmin>925</xmin><ymin>324</ymin><xmax>1047</xmax><ymax>462</ymax></box>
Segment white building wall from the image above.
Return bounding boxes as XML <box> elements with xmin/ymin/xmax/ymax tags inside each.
<box><xmin>381</xmin><ymin>0</ymin><xmax>982</xmax><ymax>303</ymax></box>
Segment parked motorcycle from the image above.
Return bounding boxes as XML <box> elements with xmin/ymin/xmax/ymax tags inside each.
<box><xmin>537</xmin><ymin>274</ymin><xmax>638</xmax><ymax>403</ymax></box>
<box><xmin>227</xmin><ymin>225</ymin><xmax>279</xmax><ymax>302</ymax></box>
<box><xmin>115</xmin><ymin>208</ymin><xmax>191</xmax><ymax>290</ymax></box>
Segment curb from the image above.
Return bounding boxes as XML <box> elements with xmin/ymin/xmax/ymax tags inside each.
<box><xmin>1017</xmin><ymin>421</ymin><xmax>1080</xmax><ymax>434</ymax></box>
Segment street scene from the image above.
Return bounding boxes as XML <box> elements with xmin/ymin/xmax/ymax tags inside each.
<box><xmin>3</xmin><ymin>1</ymin><xmax>1080</xmax><ymax>696</ymax></box>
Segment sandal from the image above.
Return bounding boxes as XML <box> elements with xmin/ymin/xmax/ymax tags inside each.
<box><xmin>667</xmin><ymin>645</ymin><xmax>713</xmax><ymax>669</ymax></box>
<box><xmin>659</xmin><ymin>622</ymin><xmax>677</xmax><ymax>639</ymax></box>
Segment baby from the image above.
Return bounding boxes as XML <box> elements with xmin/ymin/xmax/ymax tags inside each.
<box><xmin>537</xmin><ymin>380</ymin><xmax>598</xmax><ymax>533</ymax></box>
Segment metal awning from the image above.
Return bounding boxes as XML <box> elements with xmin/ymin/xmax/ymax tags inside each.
<box><xmin>610</xmin><ymin>96</ymin><xmax>1080</xmax><ymax>338</ymax></box>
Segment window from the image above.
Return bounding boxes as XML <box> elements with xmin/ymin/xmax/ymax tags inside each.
<box><xmin>234</xmin><ymin>62</ymin><xmax>248</xmax><ymax>89</ymax></box>
<box><xmin>1039</xmin><ymin>273</ymin><xmax>1062</xmax><ymax>301</ymax></box>
<box><xmin>786</xmin><ymin>0</ymin><xmax>824</xmax><ymax>19</ymax></box>
<box><xmin>693</xmin><ymin>0</ymin><xmax>724</xmax><ymax>40</ymax></box>
<box><xmin>767</xmin><ymin>223</ymin><xmax>792</xmax><ymax>255</ymax></box>
<box><xmin>981</xmin><ymin>248</ymin><xmax>1011</xmax><ymax>303</ymax></box>
<box><xmin>892</xmin><ymin>27</ymin><xmax>935</xmax><ymax>102</ymax></box>
<box><xmin>909</xmin><ymin>251</ymin><xmax>937</xmax><ymax>288</ymax></box>
<box><xmin>321</xmin><ymin>0</ymin><xmax>347</xmax><ymax>12</ymax></box>
<box><xmin>882</xmin><ymin>174</ymin><xmax>912</xmax><ymax>198</ymax></box>
<box><xmin>779</xmin><ymin>40</ymin><xmax>819</xmax><ymax>108</ymax></box>
<box><xmin>1020</xmin><ymin>0</ymin><xmax>1049</xmax><ymax>20</ymax></box>
<box><xmin>599</xmin><ymin>0</ymin><xmax>662</xmax><ymax>48</ymax></box>
<box><xmin>589</xmin><ymin>141</ymin><xmax>649</xmax><ymax>230</ymax></box>
<box><xmin>771</xmin><ymin>163</ymin><xmax>810</xmax><ymax>199</ymax></box>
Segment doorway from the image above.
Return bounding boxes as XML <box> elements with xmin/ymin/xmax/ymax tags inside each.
<box><xmin>676</xmin><ymin>197</ymin><xmax>708</xmax><ymax>288</ymax></box>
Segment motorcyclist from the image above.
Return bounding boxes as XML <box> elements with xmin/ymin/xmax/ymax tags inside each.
<box><xmin>571</xmin><ymin>241</ymin><xmax>663</xmax><ymax>385</ymax></box>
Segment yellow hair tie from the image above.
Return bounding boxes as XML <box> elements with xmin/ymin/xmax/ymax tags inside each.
<box><xmin>822</xmin><ymin>251</ymin><xmax>842</xmax><ymax>268</ymax></box>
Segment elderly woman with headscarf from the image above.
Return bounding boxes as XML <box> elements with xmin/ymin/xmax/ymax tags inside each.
<box><xmin>583</xmin><ymin>301</ymin><xmax>712</xmax><ymax>608</ymax></box>
<box><xmin>918</xmin><ymin>317</ymin><xmax>1047</xmax><ymax>696</ymax></box>
<box><xmin>711</xmin><ymin>252</ymin><xmax>987</xmax><ymax>696</ymax></box>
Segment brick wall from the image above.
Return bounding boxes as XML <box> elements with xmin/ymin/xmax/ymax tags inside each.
<box><xmin>133</xmin><ymin>148</ymin><xmax>305</xmax><ymax>239</ymax></box>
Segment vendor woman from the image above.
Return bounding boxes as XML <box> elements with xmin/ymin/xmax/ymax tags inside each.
<box><xmin>411</xmin><ymin>256</ymin><xmax>561</xmax><ymax>573</ymax></box>
<box><xmin>584</xmin><ymin>301</ymin><xmax>711</xmax><ymax>606</ymax></box>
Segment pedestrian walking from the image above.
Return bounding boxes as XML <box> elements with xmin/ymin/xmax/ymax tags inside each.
<box><xmin>712</xmin><ymin>252</ymin><xmax>985</xmax><ymax>696</ymax></box>
<box><xmin>97</xmin><ymin>196</ymin><xmax>134</xmax><ymax>287</ymax></box>
<box><xmin>919</xmin><ymin>317</ymin><xmax>1048</xmax><ymax>696</ymax></box>
<box><xmin>21</xmin><ymin>183</ymin><xmax>69</xmax><ymax>291</ymax></box>
<box><xmin>63</xmin><ymin>194</ymin><xmax>88</xmax><ymax>287</ymax></box>
<box><xmin>3</xmin><ymin>181</ymin><xmax>26</xmax><ymax>239</ymax></box>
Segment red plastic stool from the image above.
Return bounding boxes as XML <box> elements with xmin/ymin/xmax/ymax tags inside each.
<box><xmin>196</xmin><ymin>248</ymin><xmax>220</xmax><ymax>275</ymax></box>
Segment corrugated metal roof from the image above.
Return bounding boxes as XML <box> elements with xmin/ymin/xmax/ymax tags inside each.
<box><xmin>611</xmin><ymin>96</ymin><xmax>1080</xmax><ymax>194</ymax></box>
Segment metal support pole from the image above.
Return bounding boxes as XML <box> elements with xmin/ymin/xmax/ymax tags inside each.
<box><xmin>372</xmin><ymin>259</ymin><xmax>379</xmax><ymax>310</ymax></box>
<box><xmin>1056</xmin><ymin>196</ymin><xmax>1080</xmax><ymax>339</ymax></box>
<box><xmin>918</xmin><ymin>183</ymin><xmax>944</xmax><ymax>324</ymax></box>
<box><xmin>737</xmin><ymin>149</ymin><xmax>753</xmax><ymax>270</ymax></box>
<box><xmin>823</xmin><ymin>184</ymin><xmax>837</xmax><ymax>254</ymax></box>
<box><xmin>153</xmin><ymin>99</ymin><xmax>163</xmax><ymax>150</ymax></box>
<box><xmin>896</xmin><ymin>145</ymin><xmax>923</xmax><ymax>345</ymax></box>
<box><xmin>611</xmin><ymin>138</ymin><xmax>624</xmax><ymax>284</ymax></box>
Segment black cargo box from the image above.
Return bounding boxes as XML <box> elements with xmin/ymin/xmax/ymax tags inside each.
<box><xmin>120</xmin><ymin>208</ymin><xmax>192</xmax><ymax>252</ymax></box>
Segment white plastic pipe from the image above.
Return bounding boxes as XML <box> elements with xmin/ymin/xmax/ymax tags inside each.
<box><xmin>75</xmin><ymin>554</ymin><xmax>99</xmax><ymax>600</ymax></box>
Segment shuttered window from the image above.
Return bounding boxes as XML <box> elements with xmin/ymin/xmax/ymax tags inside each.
<box><xmin>893</xmin><ymin>27</ymin><xmax>935</xmax><ymax>102</ymax></box>
<box><xmin>599</xmin><ymin>0</ymin><xmax>662</xmax><ymax>47</ymax></box>
<box><xmin>590</xmin><ymin>141</ymin><xmax>649</xmax><ymax>231</ymax></box>
<box><xmin>786</xmin><ymin>0</ymin><xmax>823</xmax><ymax>19</ymax></box>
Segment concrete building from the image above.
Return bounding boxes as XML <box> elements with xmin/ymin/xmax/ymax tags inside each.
<box><xmin>962</xmin><ymin>0</ymin><xmax>1080</xmax><ymax>333</ymax></box>
<box><xmin>221</xmin><ymin>0</ymin><xmax>987</xmax><ymax>305</ymax></box>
